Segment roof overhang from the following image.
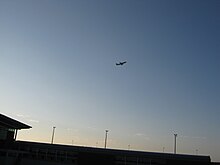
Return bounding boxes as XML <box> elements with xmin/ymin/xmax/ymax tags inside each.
<box><xmin>0</xmin><ymin>114</ymin><xmax>32</xmax><ymax>130</ymax></box>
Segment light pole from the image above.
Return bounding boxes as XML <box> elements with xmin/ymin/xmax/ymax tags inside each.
<box><xmin>51</xmin><ymin>126</ymin><xmax>56</xmax><ymax>144</ymax></box>
<box><xmin>174</xmin><ymin>134</ymin><xmax>177</xmax><ymax>154</ymax></box>
<box><xmin>196</xmin><ymin>149</ymin><xmax>198</xmax><ymax>155</ymax></box>
<box><xmin>104</xmin><ymin>130</ymin><xmax>109</xmax><ymax>149</ymax></box>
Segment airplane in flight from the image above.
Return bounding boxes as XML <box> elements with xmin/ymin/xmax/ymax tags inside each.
<box><xmin>116</xmin><ymin>61</ymin><xmax>127</xmax><ymax>66</ymax></box>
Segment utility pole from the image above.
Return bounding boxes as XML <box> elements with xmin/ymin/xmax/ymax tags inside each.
<box><xmin>51</xmin><ymin>126</ymin><xmax>56</xmax><ymax>144</ymax></box>
<box><xmin>174</xmin><ymin>134</ymin><xmax>177</xmax><ymax>154</ymax></box>
<box><xmin>104</xmin><ymin>130</ymin><xmax>109</xmax><ymax>149</ymax></box>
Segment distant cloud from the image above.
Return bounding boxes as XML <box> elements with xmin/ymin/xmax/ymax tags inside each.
<box><xmin>179</xmin><ymin>135</ymin><xmax>207</xmax><ymax>140</ymax></box>
<box><xmin>134</xmin><ymin>133</ymin><xmax>150</xmax><ymax>141</ymax></box>
<box><xmin>66</xmin><ymin>128</ymin><xmax>73</xmax><ymax>131</ymax></box>
<box><xmin>15</xmin><ymin>114</ymin><xmax>39</xmax><ymax>124</ymax></box>
<box><xmin>192</xmin><ymin>136</ymin><xmax>207</xmax><ymax>140</ymax></box>
<box><xmin>87</xmin><ymin>126</ymin><xmax>97</xmax><ymax>131</ymax></box>
<box><xmin>16</xmin><ymin>114</ymin><xmax>30</xmax><ymax>118</ymax></box>
<box><xmin>144</xmin><ymin>137</ymin><xmax>150</xmax><ymax>141</ymax></box>
<box><xmin>66</xmin><ymin>128</ymin><xmax>79</xmax><ymax>133</ymax></box>
<box><xmin>28</xmin><ymin>119</ymin><xmax>39</xmax><ymax>123</ymax></box>
<box><xmin>135</xmin><ymin>133</ymin><xmax>144</xmax><ymax>136</ymax></box>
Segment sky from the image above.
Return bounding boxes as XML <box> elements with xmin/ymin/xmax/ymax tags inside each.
<box><xmin>0</xmin><ymin>0</ymin><xmax>219</xmax><ymax>162</ymax></box>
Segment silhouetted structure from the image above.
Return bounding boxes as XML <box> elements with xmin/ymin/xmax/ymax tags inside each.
<box><xmin>0</xmin><ymin>114</ymin><xmax>31</xmax><ymax>143</ymax></box>
<box><xmin>0</xmin><ymin>114</ymin><xmax>219</xmax><ymax>165</ymax></box>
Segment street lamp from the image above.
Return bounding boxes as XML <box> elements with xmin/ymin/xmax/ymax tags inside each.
<box><xmin>174</xmin><ymin>134</ymin><xmax>177</xmax><ymax>154</ymax></box>
<box><xmin>51</xmin><ymin>126</ymin><xmax>56</xmax><ymax>144</ymax></box>
<box><xmin>104</xmin><ymin>130</ymin><xmax>109</xmax><ymax>149</ymax></box>
<box><xmin>196</xmin><ymin>149</ymin><xmax>198</xmax><ymax>155</ymax></box>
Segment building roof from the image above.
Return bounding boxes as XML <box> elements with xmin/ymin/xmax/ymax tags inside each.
<box><xmin>14</xmin><ymin>140</ymin><xmax>211</xmax><ymax>163</ymax></box>
<box><xmin>0</xmin><ymin>114</ymin><xmax>31</xmax><ymax>129</ymax></box>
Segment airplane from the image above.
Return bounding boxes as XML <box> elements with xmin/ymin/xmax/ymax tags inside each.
<box><xmin>116</xmin><ymin>61</ymin><xmax>127</xmax><ymax>66</ymax></box>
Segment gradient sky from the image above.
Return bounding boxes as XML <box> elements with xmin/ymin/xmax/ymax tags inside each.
<box><xmin>0</xmin><ymin>0</ymin><xmax>219</xmax><ymax>162</ymax></box>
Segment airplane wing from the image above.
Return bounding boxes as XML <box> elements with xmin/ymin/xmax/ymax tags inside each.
<box><xmin>116</xmin><ymin>61</ymin><xmax>127</xmax><ymax>66</ymax></box>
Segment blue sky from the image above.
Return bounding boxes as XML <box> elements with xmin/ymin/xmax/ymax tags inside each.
<box><xmin>0</xmin><ymin>0</ymin><xmax>219</xmax><ymax>161</ymax></box>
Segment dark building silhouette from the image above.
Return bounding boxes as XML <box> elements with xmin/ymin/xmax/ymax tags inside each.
<box><xmin>0</xmin><ymin>114</ymin><xmax>31</xmax><ymax>143</ymax></box>
<box><xmin>0</xmin><ymin>114</ymin><xmax>218</xmax><ymax>165</ymax></box>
